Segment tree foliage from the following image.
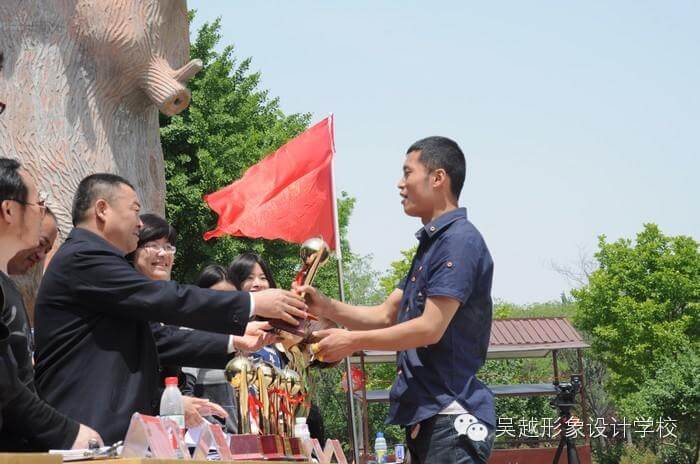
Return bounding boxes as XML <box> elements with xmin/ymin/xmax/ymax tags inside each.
<box><xmin>573</xmin><ymin>223</ymin><xmax>700</xmax><ymax>463</ymax></box>
<box><xmin>572</xmin><ymin>224</ymin><xmax>700</xmax><ymax>398</ymax></box>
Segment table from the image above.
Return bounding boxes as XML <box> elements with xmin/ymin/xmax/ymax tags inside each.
<box><xmin>0</xmin><ymin>456</ymin><xmax>310</xmax><ymax>464</ymax></box>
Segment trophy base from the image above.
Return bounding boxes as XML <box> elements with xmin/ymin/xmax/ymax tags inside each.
<box><xmin>229</xmin><ymin>434</ymin><xmax>264</xmax><ymax>460</ymax></box>
<box><xmin>288</xmin><ymin>437</ymin><xmax>308</xmax><ymax>460</ymax></box>
<box><xmin>260</xmin><ymin>434</ymin><xmax>286</xmax><ymax>459</ymax></box>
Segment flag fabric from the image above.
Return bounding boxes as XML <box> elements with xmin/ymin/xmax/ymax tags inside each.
<box><xmin>203</xmin><ymin>117</ymin><xmax>337</xmax><ymax>249</ymax></box>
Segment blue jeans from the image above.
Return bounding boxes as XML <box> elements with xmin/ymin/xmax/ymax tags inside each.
<box><xmin>406</xmin><ymin>414</ymin><xmax>495</xmax><ymax>464</ymax></box>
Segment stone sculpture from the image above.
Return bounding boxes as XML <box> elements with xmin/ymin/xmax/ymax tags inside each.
<box><xmin>0</xmin><ymin>0</ymin><xmax>201</xmax><ymax>318</ymax></box>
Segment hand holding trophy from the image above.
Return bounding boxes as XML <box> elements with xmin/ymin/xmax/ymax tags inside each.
<box><xmin>269</xmin><ymin>237</ymin><xmax>342</xmax><ymax>369</ymax></box>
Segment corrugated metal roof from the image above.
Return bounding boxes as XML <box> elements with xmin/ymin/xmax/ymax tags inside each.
<box><xmin>354</xmin><ymin>318</ymin><xmax>589</xmax><ymax>363</ymax></box>
<box><xmin>489</xmin><ymin>317</ymin><xmax>589</xmax><ymax>352</ymax></box>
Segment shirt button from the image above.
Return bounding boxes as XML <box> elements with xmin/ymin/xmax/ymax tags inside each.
<box><xmin>411</xmin><ymin>276</ymin><xmax>416</xmax><ymax>282</ymax></box>
<box><xmin>418</xmin><ymin>291</ymin><xmax>422</xmax><ymax>297</ymax></box>
<box><xmin>418</xmin><ymin>266</ymin><xmax>423</xmax><ymax>271</ymax></box>
<box><xmin>446</xmin><ymin>261</ymin><xmax>453</xmax><ymax>268</ymax></box>
<box><xmin>429</xmin><ymin>226</ymin><xmax>436</xmax><ymax>232</ymax></box>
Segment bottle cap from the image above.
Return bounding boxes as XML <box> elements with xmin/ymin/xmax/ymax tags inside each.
<box><xmin>165</xmin><ymin>376</ymin><xmax>178</xmax><ymax>386</ymax></box>
<box><xmin>376</xmin><ymin>432</ymin><xmax>384</xmax><ymax>438</ymax></box>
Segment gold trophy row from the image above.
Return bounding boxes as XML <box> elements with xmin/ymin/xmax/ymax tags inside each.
<box><xmin>225</xmin><ymin>237</ymin><xmax>336</xmax><ymax>438</ymax></box>
<box><xmin>226</xmin><ymin>356</ymin><xmax>309</xmax><ymax>437</ymax></box>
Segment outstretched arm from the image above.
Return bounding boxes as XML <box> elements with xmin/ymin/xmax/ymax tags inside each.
<box><xmin>312</xmin><ymin>295</ymin><xmax>460</xmax><ymax>362</ymax></box>
<box><xmin>295</xmin><ymin>285</ymin><xmax>403</xmax><ymax>331</ymax></box>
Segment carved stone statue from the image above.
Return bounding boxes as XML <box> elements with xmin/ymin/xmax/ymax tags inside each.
<box><xmin>0</xmin><ymin>0</ymin><xmax>200</xmax><ymax>228</ymax></box>
<box><xmin>0</xmin><ymin>0</ymin><xmax>201</xmax><ymax>318</ymax></box>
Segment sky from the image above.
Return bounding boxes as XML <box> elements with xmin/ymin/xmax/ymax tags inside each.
<box><xmin>189</xmin><ymin>1</ymin><xmax>700</xmax><ymax>304</ymax></box>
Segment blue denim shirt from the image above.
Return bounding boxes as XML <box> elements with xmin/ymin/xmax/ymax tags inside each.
<box><xmin>387</xmin><ymin>207</ymin><xmax>495</xmax><ymax>427</ymax></box>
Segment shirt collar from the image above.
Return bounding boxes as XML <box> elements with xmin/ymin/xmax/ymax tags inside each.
<box><xmin>415</xmin><ymin>207</ymin><xmax>467</xmax><ymax>241</ymax></box>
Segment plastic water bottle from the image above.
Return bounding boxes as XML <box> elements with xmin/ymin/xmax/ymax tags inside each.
<box><xmin>374</xmin><ymin>432</ymin><xmax>387</xmax><ymax>463</ymax></box>
<box><xmin>395</xmin><ymin>443</ymin><xmax>405</xmax><ymax>463</ymax></box>
<box><xmin>294</xmin><ymin>417</ymin><xmax>311</xmax><ymax>441</ymax></box>
<box><xmin>160</xmin><ymin>376</ymin><xmax>185</xmax><ymax>430</ymax></box>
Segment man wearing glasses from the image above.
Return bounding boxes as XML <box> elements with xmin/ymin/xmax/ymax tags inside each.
<box><xmin>0</xmin><ymin>158</ymin><xmax>103</xmax><ymax>450</ymax></box>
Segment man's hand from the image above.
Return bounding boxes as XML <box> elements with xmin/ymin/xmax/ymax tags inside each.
<box><xmin>253</xmin><ymin>288</ymin><xmax>308</xmax><ymax>325</ymax></box>
<box><xmin>234</xmin><ymin>331</ymin><xmax>278</xmax><ymax>353</ymax></box>
<box><xmin>311</xmin><ymin>328</ymin><xmax>358</xmax><ymax>363</ymax></box>
<box><xmin>245</xmin><ymin>320</ymin><xmax>272</xmax><ymax>336</ymax></box>
<box><xmin>71</xmin><ymin>423</ymin><xmax>104</xmax><ymax>449</ymax></box>
<box><xmin>183</xmin><ymin>396</ymin><xmax>227</xmax><ymax>428</ymax></box>
<box><xmin>293</xmin><ymin>284</ymin><xmax>333</xmax><ymax>318</ymax></box>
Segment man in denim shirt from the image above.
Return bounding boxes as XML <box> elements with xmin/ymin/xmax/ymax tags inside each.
<box><xmin>300</xmin><ymin>136</ymin><xmax>495</xmax><ymax>463</ymax></box>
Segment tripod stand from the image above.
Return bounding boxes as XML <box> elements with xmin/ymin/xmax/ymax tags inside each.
<box><xmin>551</xmin><ymin>376</ymin><xmax>582</xmax><ymax>464</ymax></box>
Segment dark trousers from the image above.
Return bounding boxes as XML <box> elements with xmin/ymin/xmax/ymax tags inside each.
<box><xmin>406</xmin><ymin>414</ymin><xmax>495</xmax><ymax>464</ymax></box>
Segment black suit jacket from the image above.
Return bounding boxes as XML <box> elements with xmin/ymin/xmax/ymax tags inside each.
<box><xmin>34</xmin><ymin>228</ymin><xmax>251</xmax><ymax>444</ymax></box>
<box><xmin>151</xmin><ymin>323</ymin><xmax>230</xmax><ymax>369</ymax></box>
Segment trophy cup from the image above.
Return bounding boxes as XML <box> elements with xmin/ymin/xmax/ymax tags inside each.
<box><xmin>256</xmin><ymin>361</ymin><xmax>275</xmax><ymax>435</ymax></box>
<box><xmin>270</xmin><ymin>237</ymin><xmax>342</xmax><ymax>369</ymax></box>
<box><xmin>226</xmin><ymin>357</ymin><xmax>264</xmax><ymax>459</ymax></box>
<box><xmin>256</xmin><ymin>361</ymin><xmax>287</xmax><ymax>459</ymax></box>
<box><xmin>269</xmin><ymin>237</ymin><xmax>330</xmax><ymax>338</ymax></box>
<box><xmin>225</xmin><ymin>356</ymin><xmax>255</xmax><ymax>434</ymax></box>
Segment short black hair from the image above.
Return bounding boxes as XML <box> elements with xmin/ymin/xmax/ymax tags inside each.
<box><xmin>228</xmin><ymin>252</ymin><xmax>277</xmax><ymax>290</ymax></box>
<box><xmin>406</xmin><ymin>136</ymin><xmax>466</xmax><ymax>199</ymax></box>
<box><xmin>0</xmin><ymin>158</ymin><xmax>28</xmax><ymax>205</ymax></box>
<box><xmin>195</xmin><ymin>264</ymin><xmax>231</xmax><ymax>289</ymax></box>
<box><xmin>71</xmin><ymin>173</ymin><xmax>134</xmax><ymax>226</ymax></box>
<box><xmin>136</xmin><ymin>213</ymin><xmax>177</xmax><ymax>248</ymax></box>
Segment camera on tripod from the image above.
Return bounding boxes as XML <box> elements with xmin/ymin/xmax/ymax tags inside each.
<box><xmin>549</xmin><ymin>375</ymin><xmax>583</xmax><ymax>464</ymax></box>
<box><xmin>551</xmin><ymin>374</ymin><xmax>582</xmax><ymax>408</ymax></box>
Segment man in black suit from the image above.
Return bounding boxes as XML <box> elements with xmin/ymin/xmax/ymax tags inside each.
<box><xmin>0</xmin><ymin>158</ymin><xmax>102</xmax><ymax>450</ymax></box>
<box><xmin>34</xmin><ymin>173</ymin><xmax>308</xmax><ymax>444</ymax></box>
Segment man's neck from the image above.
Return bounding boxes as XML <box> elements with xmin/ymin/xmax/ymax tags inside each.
<box><xmin>421</xmin><ymin>202</ymin><xmax>459</xmax><ymax>225</ymax></box>
<box><xmin>76</xmin><ymin>222</ymin><xmax>105</xmax><ymax>240</ymax></box>
<box><xmin>0</xmin><ymin>241</ymin><xmax>16</xmax><ymax>274</ymax></box>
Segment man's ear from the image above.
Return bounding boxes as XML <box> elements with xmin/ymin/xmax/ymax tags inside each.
<box><xmin>94</xmin><ymin>199</ymin><xmax>109</xmax><ymax>223</ymax></box>
<box><xmin>432</xmin><ymin>168</ymin><xmax>448</xmax><ymax>189</ymax></box>
<box><xmin>0</xmin><ymin>199</ymin><xmax>16</xmax><ymax>225</ymax></box>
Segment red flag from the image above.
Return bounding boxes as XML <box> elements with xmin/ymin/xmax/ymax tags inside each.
<box><xmin>203</xmin><ymin>117</ymin><xmax>337</xmax><ymax>249</ymax></box>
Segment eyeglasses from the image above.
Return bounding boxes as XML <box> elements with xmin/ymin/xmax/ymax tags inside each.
<box><xmin>10</xmin><ymin>191</ymin><xmax>48</xmax><ymax>217</ymax></box>
<box><xmin>142</xmin><ymin>243</ymin><xmax>177</xmax><ymax>255</ymax></box>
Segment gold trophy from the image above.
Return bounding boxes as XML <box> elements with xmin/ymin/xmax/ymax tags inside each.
<box><xmin>225</xmin><ymin>356</ymin><xmax>255</xmax><ymax>434</ymax></box>
<box><xmin>270</xmin><ymin>237</ymin><xmax>342</xmax><ymax>369</ymax></box>
<box><xmin>269</xmin><ymin>237</ymin><xmax>330</xmax><ymax>338</ymax></box>
<box><xmin>281</xmin><ymin>368</ymin><xmax>302</xmax><ymax>435</ymax></box>
<box><xmin>256</xmin><ymin>361</ymin><xmax>275</xmax><ymax>435</ymax></box>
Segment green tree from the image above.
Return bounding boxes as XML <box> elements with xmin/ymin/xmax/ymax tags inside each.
<box><xmin>379</xmin><ymin>246</ymin><xmax>417</xmax><ymax>296</ymax></box>
<box><xmin>573</xmin><ymin>223</ymin><xmax>700</xmax><ymax>463</ymax></box>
